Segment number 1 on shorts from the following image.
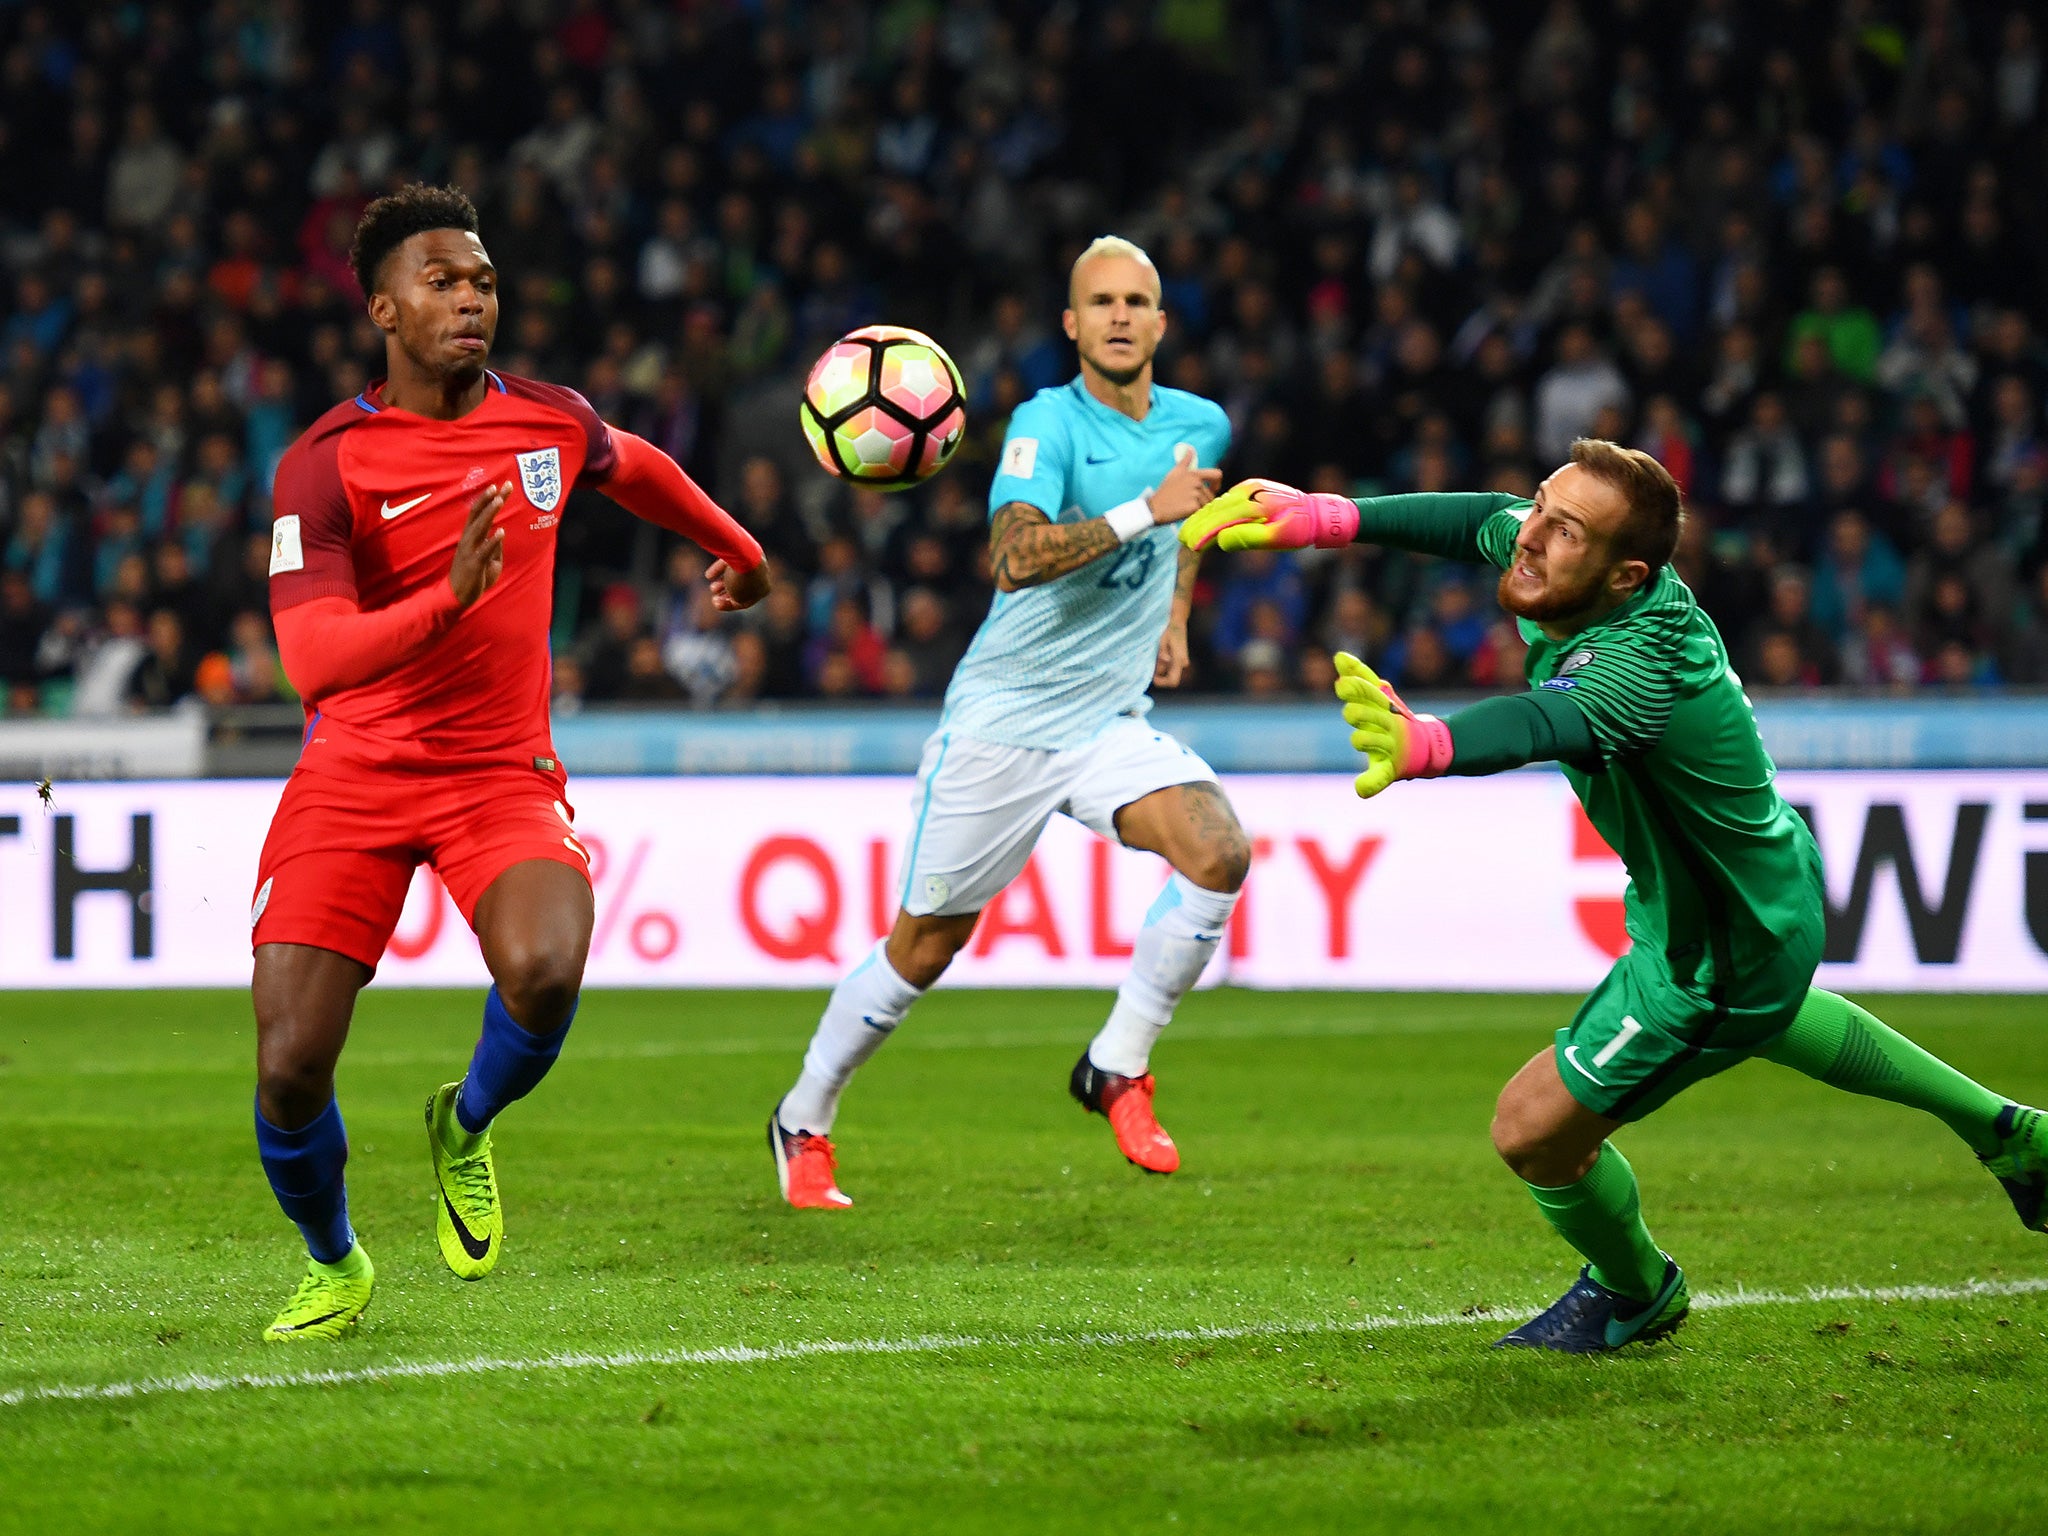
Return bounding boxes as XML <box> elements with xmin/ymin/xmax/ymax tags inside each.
<box><xmin>1592</xmin><ymin>1015</ymin><xmax>1643</xmax><ymax>1070</ymax></box>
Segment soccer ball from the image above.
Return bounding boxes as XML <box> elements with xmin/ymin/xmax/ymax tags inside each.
<box><xmin>799</xmin><ymin>325</ymin><xmax>966</xmax><ymax>487</ymax></box>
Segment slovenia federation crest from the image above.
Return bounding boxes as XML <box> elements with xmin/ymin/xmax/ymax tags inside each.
<box><xmin>516</xmin><ymin>446</ymin><xmax>563</xmax><ymax>513</ymax></box>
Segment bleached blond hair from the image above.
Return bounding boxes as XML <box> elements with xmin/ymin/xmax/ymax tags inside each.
<box><xmin>1069</xmin><ymin>235</ymin><xmax>1161</xmax><ymax>306</ymax></box>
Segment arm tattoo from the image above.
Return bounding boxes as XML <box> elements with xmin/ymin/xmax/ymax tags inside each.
<box><xmin>1170</xmin><ymin>541</ymin><xmax>1200</xmax><ymax>623</ymax></box>
<box><xmin>989</xmin><ymin>502</ymin><xmax>1123</xmax><ymax>591</ymax></box>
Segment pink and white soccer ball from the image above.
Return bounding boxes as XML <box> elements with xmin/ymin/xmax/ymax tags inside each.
<box><xmin>799</xmin><ymin>325</ymin><xmax>967</xmax><ymax>487</ymax></box>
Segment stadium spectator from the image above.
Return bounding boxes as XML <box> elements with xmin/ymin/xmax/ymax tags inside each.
<box><xmin>1744</xmin><ymin>568</ymin><xmax>1838</xmax><ymax>687</ymax></box>
<box><xmin>752</xmin><ymin>576</ymin><xmax>812</xmax><ymax>701</ymax></box>
<box><xmin>1787</xmin><ymin>268</ymin><xmax>1881</xmax><ymax>384</ymax></box>
<box><xmin>1533</xmin><ymin>324</ymin><xmax>1631</xmax><ymax>464</ymax></box>
<box><xmin>1812</xmin><ymin>510</ymin><xmax>1909</xmax><ymax>639</ymax></box>
<box><xmin>0</xmin><ymin>0</ymin><xmax>2045</xmax><ymax>723</ymax></box>
<box><xmin>550</xmin><ymin>654</ymin><xmax>587</xmax><ymax>716</ymax></box>
<box><xmin>71</xmin><ymin>599</ymin><xmax>147</xmax><ymax>716</ymax></box>
<box><xmin>894</xmin><ymin>586</ymin><xmax>964</xmax><ymax>698</ymax></box>
<box><xmin>809</xmin><ymin>594</ymin><xmax>888</xmax><ymax>696</ymax></box>
<box><xmin>1719</xmin><ymin>392</ymin><xmax>1810</xmax><ymax>525</ymax></box>
<box><xmin>128</xmin><ymin>608</ymin><xmax>194</xmax><ymax>709</ymax></box>
<box><xmin>580</xmin><ymin>584</ymin><xmax>648</xmax><ymax>704</ymax></box>
<box><xmin>2007</xmin><ymin>566</ymin><xmax>2048</xmax><ymax>683</ymax></box>
<box><xmin>0</xmin><ymin>569</ymin><xmax>46</xmax><ymax>710</ymax></box>
<box><xmin>620</xmin><ymin>635</ymin><xmax>689</xmax><ymax>703</ymax></box>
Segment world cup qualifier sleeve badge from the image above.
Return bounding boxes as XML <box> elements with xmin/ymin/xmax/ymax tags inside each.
<box><xmin>516</xmin><ymin>447</ymin><xmax>564</xmax><ymax>513</ymax></box>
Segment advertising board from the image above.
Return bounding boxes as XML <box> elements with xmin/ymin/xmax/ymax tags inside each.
<box><xmin>2</xmin><ymin>772</ymin><xmax>2044</xmax><ymax>991</ymax></box>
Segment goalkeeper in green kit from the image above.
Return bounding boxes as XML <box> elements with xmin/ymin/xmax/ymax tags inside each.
<box><xmin>1181</xmin><ymin>440</ymin><xmax>2048</xmax><ymax>1353</ymax></box>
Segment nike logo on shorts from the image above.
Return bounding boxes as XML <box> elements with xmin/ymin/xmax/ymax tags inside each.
<box><xmin>1563</xmin><ymin>1046</ymin><xmax>1606</xmax><ymax>1087</ymax></box>
<box><xmin>380</xmin><ymin>492</ymin><xmax>431</xmax><ymax>520</ymax></box>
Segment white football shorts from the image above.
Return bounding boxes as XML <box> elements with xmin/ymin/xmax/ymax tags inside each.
<box><xmin>898</xmin><ymin>715</ymin><xmax>1219</xmax><ymax>918</ymax></box>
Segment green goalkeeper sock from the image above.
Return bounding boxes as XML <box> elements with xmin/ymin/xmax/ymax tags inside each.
<box><xmin>1524</xmin><ymin>1142</ymin><xmax>1667</xmax><ymax>1302</ymax></box>
<box><xmin>1765</xmin><ymin>989</ymin><xmax>2009</xmax><ymax>1156</ymax></box>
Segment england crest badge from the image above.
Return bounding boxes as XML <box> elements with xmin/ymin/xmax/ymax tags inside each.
<box><xmin>516</xmin><ymin>447</ymin><xmax>563</xmax><ymax>513</ymax></box>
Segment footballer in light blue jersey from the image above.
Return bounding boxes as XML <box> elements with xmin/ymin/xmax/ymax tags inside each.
<box><xmin>944</xmin><ymin>378</ymin><xmax>1232</xmax><ymax>749</ymax></box>
<box><xmin>769</xmin><ymin>237</ymin><xmax>1254</xmax><ymax>1209</ymax></box>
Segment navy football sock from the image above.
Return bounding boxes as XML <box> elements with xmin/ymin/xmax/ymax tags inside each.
<box><xmin>255</xmin><ymin>1095</ymin><xmax>355</xmax><ymax>1264</ymax></box>
<box><xmin>455</xmin><ymin>986</ymin><xmax>576</xmax><ymax>1135</ymax></box>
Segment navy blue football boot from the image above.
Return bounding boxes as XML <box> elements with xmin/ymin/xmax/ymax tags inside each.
<box><xmin>1496</xmin><ymin>1257</ymin><xmax>1689</xmax><ymax>1353</ymax></box>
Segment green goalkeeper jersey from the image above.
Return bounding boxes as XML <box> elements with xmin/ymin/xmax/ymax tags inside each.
<box><xmin>1358</xmin><ymin>493</ymin><xmax>1826</xmax><ymax>1007</ymax></box>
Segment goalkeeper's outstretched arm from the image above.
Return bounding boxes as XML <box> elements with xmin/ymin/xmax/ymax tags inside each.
<box><xmin>1180</xmin><ymin>481</ymin><xmax>1525</xmax><ymax>563</ymax></box>
<box><xmin>1439</xmin><ymin>690</ymin><xmax>1599</xmax><ymax>774</ymax></box>
<box><xmin>1335</xmin><ymin>652</ymin><xmax>1599</xmax><ymax>798</ymax></box>
<box><xmin>1350</xmin><ymin>492</ymin><xmax>1529</xmax><ymax>563</ymax></box>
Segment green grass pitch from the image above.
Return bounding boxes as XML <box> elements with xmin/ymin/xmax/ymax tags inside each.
<box><xmin>3</xmin><ymin>987</ymin><xmax>2045</xmax><ymax>1533</ymax></box>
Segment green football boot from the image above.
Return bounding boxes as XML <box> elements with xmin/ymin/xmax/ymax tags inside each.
<box><xmin>427</xmin><ymin>1081</ymin><xmax>502</xmax><ymax>1279</ymax></box>
<box><xmin>1980</xmin><ymin>1104</ymin><xmax>2048</xmax><ymax>1233</ymax></box>
<box><xmin>264</xmin><ymin>1243</ymin><xmax>374</xmax><ymax>1342</ymax></box>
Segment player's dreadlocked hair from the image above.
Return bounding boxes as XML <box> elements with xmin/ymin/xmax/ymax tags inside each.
<box><xmin>349</xmin><ymin>184</ymin><xmax>480</xmax><ymax>299</ymax></box>
<box><xmin>1569</xmin><ymin>438</ymin><xmax>1685</xmax><ymax>579</ymax></box>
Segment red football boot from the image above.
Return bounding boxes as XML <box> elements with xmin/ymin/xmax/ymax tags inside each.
<box><xmin>769</xmin><ymin>1114</ymin><xmax>854</xmax><ymax>1209</ymax></box>
<box><xmin>1069</xmin><ymin>1052</ymin><xmax>1180</xmax><ymax>1174</ymax></box>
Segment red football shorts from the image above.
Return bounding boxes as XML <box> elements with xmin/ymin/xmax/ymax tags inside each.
<box><xmin>250</xmin><ymin>760</ymin><xmax>591</xmax><ymax>969</ymax></box>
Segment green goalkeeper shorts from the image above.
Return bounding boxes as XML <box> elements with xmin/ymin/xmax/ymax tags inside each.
<box><xmin>1554</xmin><ymin>939</ymin><xmax>1822</xmax><ymax>1123</ymax></box>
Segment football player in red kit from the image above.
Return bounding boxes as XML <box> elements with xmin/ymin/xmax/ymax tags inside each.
<box><xmin>251</xmin><ymin>185</ymin><xmax>767</xmax><ymax>1340</ymax></box>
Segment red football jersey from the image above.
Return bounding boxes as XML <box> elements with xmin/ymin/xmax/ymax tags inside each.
<box><xmin>268</xmin><ymin>370</ymin><xmax>615</xmax><ymax>770</ymax></box>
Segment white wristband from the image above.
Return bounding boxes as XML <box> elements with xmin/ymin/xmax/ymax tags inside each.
<box><xmin>1103</xmin><ymin>496</ymin><xmax>1156</xmax><ymax>543</ymax></box>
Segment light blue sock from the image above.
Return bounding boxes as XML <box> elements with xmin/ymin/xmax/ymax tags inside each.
<box><xmin>1089</xmin><ymin>873</ymin><xmax>1238</xmax><ymax>1076</ymax></box>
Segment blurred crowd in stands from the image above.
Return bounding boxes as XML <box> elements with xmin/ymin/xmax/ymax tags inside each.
<box><xmin>3</xmin><ymin>0</ymin><xmax>2048</xmax><ymax>719</ymax></box>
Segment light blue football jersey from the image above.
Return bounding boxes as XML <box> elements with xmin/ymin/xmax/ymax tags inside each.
<box><xmin>942</xmin><ymin>377</ymin><xmax>1231</xmax><ymax>750</ymax></box>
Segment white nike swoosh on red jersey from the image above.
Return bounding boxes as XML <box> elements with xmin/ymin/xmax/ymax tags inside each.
<box><xmin>380</xmin><ymin>493</ymin><xmax>432</xmax><ymax>519</ymax></box>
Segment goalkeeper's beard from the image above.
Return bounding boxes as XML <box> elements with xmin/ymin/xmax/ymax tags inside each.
<box><xmin>1497</xmin><ymin>561</ymin><xmax>1609</xmax><ymax>625</ymax></box>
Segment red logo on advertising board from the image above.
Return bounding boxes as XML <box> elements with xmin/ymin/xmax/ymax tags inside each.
<box><xmin>1294</xmin><ymin>835</ymin><xmax>1383</xmax><ymax>959</ymax></box>
<box><xmin>385</xmin><ymin>872</ymin><xmax>447</xmax><ymax>960</ymax></box>
<box><xmin>1572</xmin><ymin>806</ymin><xmax>1629</xmax><ymax>958</ymax></box>
<box><xmin>972</xmin><ymin>856</ymin><xmax>1065</xmax><ymax>957</ymax></box>
<box><xmin>740</xmin><ymin>835</ymin><xmax>841</xmax><ymax>963</ymax></box>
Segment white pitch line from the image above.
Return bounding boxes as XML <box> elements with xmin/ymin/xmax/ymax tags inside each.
<box><xmin>1</xmin><ymin>1011</ymin><xmax>1532</xmax><ymax>1080</ymax></box>
<box><xmin>5</xmin><ymin>1275</ymin><xmax>2044</xmax><ymax>1411</ymax></box>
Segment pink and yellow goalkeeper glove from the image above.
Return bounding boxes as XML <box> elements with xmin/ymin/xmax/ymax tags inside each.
<box><xmin>1178</xmin><ymin>479</ymin><xmax>1359</xmax><ymax>553</ymax></box>
<box><xmin>1334</xmin><ymin>651</ymin><xmax>1454</xmax><ymax>798</ymax></box>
